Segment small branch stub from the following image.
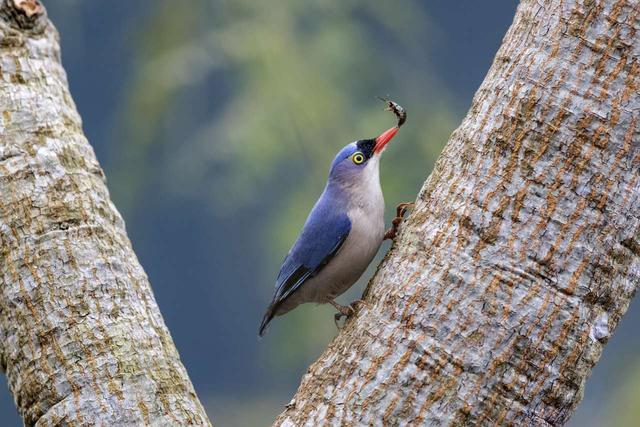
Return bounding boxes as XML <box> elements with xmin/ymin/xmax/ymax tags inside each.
<box><xmin>13</xmin><ymin>0</ymin><xmax>42</xmax><ymax>17</ymax></box>
<box><xmin>0</xmin><ymin>0</ymin><xmax>46</xmax><ymax>32</ymax></box>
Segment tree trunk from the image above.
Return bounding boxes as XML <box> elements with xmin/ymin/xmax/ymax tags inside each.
<box><xmin>275</xmin><ymin>0</ymin><xmax>639</xmax><ymax>425</ymax></box>
<box><xmin>0</xmin><ymin>1</ymin><xmax>210</xmax><ymax>425</ymax></box>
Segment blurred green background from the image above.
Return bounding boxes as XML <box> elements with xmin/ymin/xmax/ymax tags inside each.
<box><xmin>1</xmin><ymin>1</ymin><xmax>638</xmax><ymax>426</ymax></box>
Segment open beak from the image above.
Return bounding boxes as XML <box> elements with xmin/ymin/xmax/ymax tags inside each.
<box><xmin>374</xmin><ymin>126</ymin><xmax>399</xmax><ymax>154</ymax></box>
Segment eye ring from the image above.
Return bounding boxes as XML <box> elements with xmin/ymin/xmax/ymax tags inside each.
<box><xmin>352</xmin><ymin>152</ymin><xmax>365</xmax><ymax>165</ymax></box>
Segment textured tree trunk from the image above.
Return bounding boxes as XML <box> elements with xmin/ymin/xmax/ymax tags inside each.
<box><xmin>275</xmin><ymin>0</ymin><xmax>639</xmax><ymax>425</ymax></box>
<box><xmin>0</xmin><ymin>1</ymin><xmax>210</xmax><ymax>425</ymax></box>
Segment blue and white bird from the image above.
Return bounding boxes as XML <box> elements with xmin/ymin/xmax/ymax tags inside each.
<box><xmin>259</xmin><ymin>100</ymin><xmax>408</xmax><ymax>336</ymax></box>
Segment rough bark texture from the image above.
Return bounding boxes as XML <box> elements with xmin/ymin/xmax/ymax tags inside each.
<box><xmin>0</xmin><ymin>1</ymin><xmax>210</xmax><ymax>425</ymax></box>
<box><xmin>275</xmin><ymin>0</ymin><xmax>640</xmax><ymax>425</ymax></box>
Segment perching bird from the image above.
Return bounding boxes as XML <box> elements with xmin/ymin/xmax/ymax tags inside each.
<box><xmin>259</xmin><ymin>100</ymin><xmax>409</xmax><ymax>337</ymax></box>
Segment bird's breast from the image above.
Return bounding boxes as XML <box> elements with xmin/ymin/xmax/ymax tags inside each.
<box><xmin>346</xmin><ymin>200</ymin><xmax>385</xmax><ymax>253</ymax></box>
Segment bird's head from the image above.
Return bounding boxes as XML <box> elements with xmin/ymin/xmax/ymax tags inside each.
<box><xmin>327</xmin><ymin>125</ymin><xmax>399</xmax><ymax>189</ymax></box>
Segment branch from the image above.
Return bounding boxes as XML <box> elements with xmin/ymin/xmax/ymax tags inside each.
<box><xmin>0</xmin><ymin>1</ymin><xmax>211</xmax><ymax>424</ymax></box>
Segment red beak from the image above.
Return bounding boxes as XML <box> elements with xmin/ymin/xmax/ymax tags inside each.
<box><xmin>374</xmin><ymin>126</ymin><xmax>399</xmax><ymax>154</ymax></box>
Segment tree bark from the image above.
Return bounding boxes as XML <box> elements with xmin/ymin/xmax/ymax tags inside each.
<box><xmin>275</xmin><ymin>0</ymin><xmax>639</xmax><ymax>425</ymax></box>
<box><xmin>0</xmin><ymin>1</ymin><xmax>210</xmax><ymax>425</ymax></box>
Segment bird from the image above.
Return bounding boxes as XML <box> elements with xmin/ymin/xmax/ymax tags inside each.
<box><xmin>258</xmin><ymin>99</ymin><xmax>410</xmax><ymax>337</ymax></box>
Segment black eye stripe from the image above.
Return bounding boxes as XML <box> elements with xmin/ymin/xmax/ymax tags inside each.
<box><xmin>355</xmin><ymin>139</ymin><xmax>375</xmax><ymax>159</ymax></box>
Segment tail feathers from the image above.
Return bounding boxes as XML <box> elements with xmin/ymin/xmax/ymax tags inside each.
<box><xmin>258</xmin><ymin>305</ymin><xmax>275</xmax><ymax>337</ymax></box>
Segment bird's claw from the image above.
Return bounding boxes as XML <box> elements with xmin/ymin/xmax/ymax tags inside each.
<box><xmin>334</xmin><ymin>312</ymin><xmax>346</xmax><ymax>329</ymax></box>
<box><xmin>384</xmin><ymin>202</ymin><xmax>414</xmax><ymax>240</ymax></box>
<box><xmin>397</xmin><ymin>202</ymin><xmax>415</xmax><ymax>217</ymax></box>
<box><xmin>331</xmin><ymin>299</ymin><xmax>365</xmax><ymax>329</ymax></box>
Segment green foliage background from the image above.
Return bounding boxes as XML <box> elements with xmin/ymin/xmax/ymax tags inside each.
<box><xmin>0</xmin><ymin>1</ymin><xmax>636</xmax><ymax>426</ymax></box>
<box><xmin>110</xmin><ymin>0</ymin><xmax>456</xmax><ymax>381</ymax></box>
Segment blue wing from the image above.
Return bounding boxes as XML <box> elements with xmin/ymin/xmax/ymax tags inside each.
<box><xmin>273</xmin><ymin>199</ymin><xmax>351</xmax><ymax>303</ymax></box>
<box><xmin>258</xmin><ymin>190</ymin><xmax>351</xmax><ymax>336</ymax></box>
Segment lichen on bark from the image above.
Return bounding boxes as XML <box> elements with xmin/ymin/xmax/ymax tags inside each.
<box><xmin>0</xmin><ymin>1</ymin><xmax>210</xmax><ymax>425</ymax></box>
<box><xmin>275</xmin><ymin>0</ymin><xmax>640</xmax><ymax>425</ymax></box>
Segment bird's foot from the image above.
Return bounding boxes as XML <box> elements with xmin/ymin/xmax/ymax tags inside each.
<box><xmin>330</xmin><ymin>299</ymin><xmax>364</xmax><ymax>329</ymax></box>
<box><xmin>384</xmin><ymin>202</ymin><xmax>415</xmax><ymax>240</ymax></box>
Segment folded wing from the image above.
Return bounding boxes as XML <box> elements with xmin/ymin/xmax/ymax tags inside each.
<box><xmin>259</xmin><ymin>197</ymin><xmax>351</xmax><ymax>336</ymax></box>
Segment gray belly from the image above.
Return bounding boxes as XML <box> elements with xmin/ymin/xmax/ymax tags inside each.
<box><xmin>275</xmin><ymin>208</ymin><xmax>384</xmax><ymax>315</ymax></box>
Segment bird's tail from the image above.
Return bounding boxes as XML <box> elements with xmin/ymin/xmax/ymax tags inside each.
<box><xmin>258</xmin><ymin>305</ymin><xmax>275</xmax><ymax>337</ymax></box>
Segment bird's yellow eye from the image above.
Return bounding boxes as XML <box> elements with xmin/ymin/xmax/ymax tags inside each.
<box><xmin>352</xmin><ymin>152</ymin><xmax>365</xmax><ymax>165</ymax></box>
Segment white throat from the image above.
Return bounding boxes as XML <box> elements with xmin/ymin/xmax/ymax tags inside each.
<box><xmin>347</xmin><ymin>155</ymin><xmax>384</xmax><ymax>214</ymax></box>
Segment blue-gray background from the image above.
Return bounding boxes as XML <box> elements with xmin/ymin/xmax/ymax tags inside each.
<box><xmin>1</xmin><ymin>2</ymin><xmax>638</xmax><ymax>425</ymax></box>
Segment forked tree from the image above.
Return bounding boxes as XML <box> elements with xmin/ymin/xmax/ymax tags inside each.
<box><xmin>0</xmin><ymin>0</ymin><xmax>637</xmax><ymax>426</ymax></box>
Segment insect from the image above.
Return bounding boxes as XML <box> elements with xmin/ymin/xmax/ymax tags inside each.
<box><xmin>378</xmin><ymin>97</ymin><xmax>407</xmax><ymax>127</ymax></box>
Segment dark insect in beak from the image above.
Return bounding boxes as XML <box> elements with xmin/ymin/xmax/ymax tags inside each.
<box><xmin>373</xmin><ymin>97</ymin><xmax>406</xmax><ymax>154</ymax></box>
<box><xmin>377</xmin><ymin>97</ymin><xmax>406</xmax><ymax>127</ymax></box>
